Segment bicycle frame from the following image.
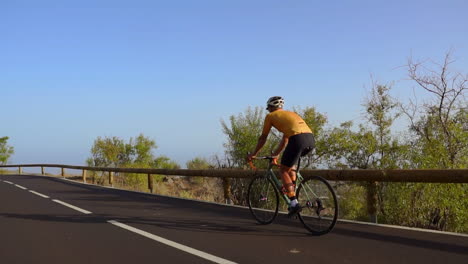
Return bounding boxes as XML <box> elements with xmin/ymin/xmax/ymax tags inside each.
<box><xmin>251</xmin><ymin>157</ymin><xmax>305</xmax><ymax>206</ymax></box>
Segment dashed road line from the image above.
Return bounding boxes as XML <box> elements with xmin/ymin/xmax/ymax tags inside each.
<box><xmin>29</xmin><ymin>190</ymin><xmax>50</xmax><ymax>199</ymax></box>
<box><xmin>2</xmin><ymin>180</ymin><xmax>49</xmax><ymax>199</ymax></box>
<box><xmin>108</xmin><ymin>220</ymin><xmax>237</xmax><ymax>264</ymax></box>
<box><xmin>52</xmin><ymin>199</ymin><xmax>92</xmax><ymax>214</ymax></box>
<box><xmin>14</xmin><ymin>184</ymin><xmax>27</xmax><ymax>190</ymax></box>
<box><xmin>3</xmin><ymin>180</ymin><xmax>89</xmax><ymax>213</ymax></box>
<box><xmin>4</xmin><ymin>177</ymin><xmax>235</xmax><ymax>263</ymax></box>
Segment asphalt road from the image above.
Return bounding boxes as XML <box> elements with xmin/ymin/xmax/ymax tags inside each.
<box><xmin>1</xmin><ymin>174</ymin><xmax>467</xmax><ymax>264</ymax></box>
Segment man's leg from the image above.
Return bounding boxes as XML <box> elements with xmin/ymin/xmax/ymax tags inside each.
<box><xmin>280</xmin><ymin>165</ymin><xmax>301</xmax><ymax>216</ymax></box>
<box><xmin>280</xmin><ymin>166</ymin><xmax>297</xmax><ymax>192</ymax></box>
<box><xmin>280</xmin><ymin>165</ymin><xmax>295</xmax><ymax>196</ymax></box>
<box><xmin>289</xmin><ymin>165</ymin><xmax>297</xmax><ymax>184</ymax></box>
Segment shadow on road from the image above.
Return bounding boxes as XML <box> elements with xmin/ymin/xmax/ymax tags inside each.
<box><xmin>0</xmin><ymin>211</ymin><xmax>308</xmax><ymax>238</ymax></box>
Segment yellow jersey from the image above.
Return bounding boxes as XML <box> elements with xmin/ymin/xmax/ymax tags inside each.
<box><xmin>262</xmin><ymin>109</ymin><xmax>312</xmax><ymax>138</ymax></box>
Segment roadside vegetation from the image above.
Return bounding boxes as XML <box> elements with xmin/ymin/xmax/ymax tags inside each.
<box><xmin>0</xmin><ymin>137</ymin><xmax>14</xmax><ymax>166</ymax></box>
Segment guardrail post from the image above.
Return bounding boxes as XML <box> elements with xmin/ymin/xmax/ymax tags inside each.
<box><xmin>41</xmin><ymin>166</ymin><xmax>45</xmax><ymax>175</ymax></box>
<box><xmin>82</xmin><ymin>170</ymin><xmax>87</xmax><ymax>183</ymax></box>
<box><xmin>367</xmin><ymin>181</ymin><xmax>378</xmax><ymax>223</ymax></box>
<box><xmin>61</xmin><ymin>168</ymin><xmax>65</xmax><ymax>177</ymax></box>
<box><xmin>18</xmin><ymin>167</ymin><xmax>22</xmax><ymax>174</ymax></box>
<box><xmin>223</xmin><ymin>178</ymin><xmax>232</xmax><ymax>204</ymax></box>
<box><xmin>109</xmin><ymin>171</ymin><xmax>113</xmax><ymax>186</ymax></box>
<box><xmin>148</xmin><ymin>174</ymin><xmax>154</xmax><ymax>193</ymax></box>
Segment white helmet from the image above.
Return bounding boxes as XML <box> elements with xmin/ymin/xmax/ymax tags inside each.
<box><xmin>266</xmin><ymin>96</ymin><xmax>284</xmax><ymax>109</ymax></box>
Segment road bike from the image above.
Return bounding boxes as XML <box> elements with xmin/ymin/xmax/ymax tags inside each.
<box><xmin>247</xmin><ymin>156</ymin><xmax>338</xmax><ymax>235</ymax></box>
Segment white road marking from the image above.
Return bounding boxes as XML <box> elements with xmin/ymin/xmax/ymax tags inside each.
<box><xmin>53</xmin><ymin>199</ymin><xmax>92</xmax><ymax>214</ymax></box>
<box><xmin>14</xmin><ymin>184</ymin><xmax>27</xmax><ymax>190</ymax></box>
<box><xmin>3</xmin><ymin>181</ymin><xmax>14</xmax><ymax>184</ymax></box>
<box><xmin>29</xmin><ymin>190</ymin><xmax>50</xmax><ymax>199</ymax></box>
<box><xmin>108</xmin><ymin>220</ymin><xmax>237</xmax><ymax>264</ymax></box>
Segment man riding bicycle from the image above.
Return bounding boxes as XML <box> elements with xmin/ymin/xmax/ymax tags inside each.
<box><xmin>247</xmin><ymin>96</ymin><xmax>315</xmax><ymax>217</ymax></box>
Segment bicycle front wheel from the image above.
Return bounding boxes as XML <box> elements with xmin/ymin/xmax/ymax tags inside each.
<box><xmin>247</xmin><ymin>176</ymin><xmax>279</xmax><ymax>225</ymax></box>
<box><xmin>297</xmin><ymin>176</ymin><xmax>338</xmax><ymax>235</ymax></box>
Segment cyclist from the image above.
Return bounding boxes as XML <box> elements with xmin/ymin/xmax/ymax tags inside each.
<box><xmin>247</xmin><ymin>96</ymin><xmax>315</xmax><ymax>217</ymax></box>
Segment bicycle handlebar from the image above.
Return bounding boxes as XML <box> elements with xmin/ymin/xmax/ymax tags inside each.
<box><xmin>248</xmin><ymin>156</ymin><xmax>280</xmax><ymax>170</ymax></box>
<box><xmin>253</xmin><ymin>156</ymin><xmax>276</xmax><ymax>160</ymax></box>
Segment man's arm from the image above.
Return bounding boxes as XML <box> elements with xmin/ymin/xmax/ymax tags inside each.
<box><xmin>272</xmin><ymin>135</ymin><xmax>288</xmax><ymax>157</ymax></box>
<box><xmin>251</xmin><ymin>134</ymin><xmax>268</xmax><ymax>157</ymax></box>
<box><xmin>248</xmin><ymin>115</ymin><xmax>271</xmax><ymax>161</ymax></box>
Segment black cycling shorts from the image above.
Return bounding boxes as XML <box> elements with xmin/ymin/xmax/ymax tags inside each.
<box><xmin>281</xmin><ymin>133</ymin><xmax>315</xmax><ymax>168</ymax></box>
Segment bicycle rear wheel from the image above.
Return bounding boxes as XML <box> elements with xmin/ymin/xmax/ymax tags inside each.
<box><xmin>296</xmin><ymin>176</ymin><xmax>338</xmax><ymax>235</ymax></box>
<box><xmin>247</xmin><ymin>176</ymin><xmax>279</xmax><ymax>224</ymax></box>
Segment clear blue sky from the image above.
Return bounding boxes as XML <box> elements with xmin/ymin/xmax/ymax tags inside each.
<box><xmin>2</xmin><ymin>0</ymin><xmax>467</xmax><ymax>167</ymax></box>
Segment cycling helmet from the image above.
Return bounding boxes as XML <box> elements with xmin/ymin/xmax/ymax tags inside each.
<box><xmin>266</xmin><ymin>96</ymin><xmax>285</xmax><ymax>109</ymax></box>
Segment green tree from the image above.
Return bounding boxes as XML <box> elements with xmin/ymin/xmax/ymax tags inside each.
<box><xmin>186</xmin><ymin>157</ymin><xmax>211</xmax><ymax>170</ymax></box>
<box><xmin>292</xmin><ymin>106</ymin><xmax>328</xmax><ymax>168</ymax></box>
<box><xmin>404</xmin><ymin>51</ymin><xmax>468</xmax><ymax>169</ymax></box>
<box><xmin>321</xmin><ymin>83</ymin><xmax>409</xmax><ymax>222</ymax></box>
<box><xmin>149</xmin><ymin>155</ymin><xmax>181</xmax><ymax>183</ymax></box>
<box><xmin>384</xmin><ymin>51</ymin><xmax>468</xmax><ymax>232</ymax></box>
<box><xmin>321</xmin><ymin>121</ymin><xmax>383</xmax><ymax>221</ymax></box>
<box><xmin>221</xmin><ymin>106</ymin><xmax>286</xmax><ymax>205</ymax></box>
<box><xmin>323</xmin><ymin>121</ymin><xmax>378</xmax><ymax>169</ymax></box>
<box><xmin>364</xmin><ymin>83</ymin><xmax>407</xmax><ymax>168</ymax></box>
<box><xmin>134</xmin><ymin>134</ymin><xmax>158</xmax><ymax>166</ymax></box>
<box><xmin>0</xmin><ymin>137</ymin><xmax>14</xmax><ymax>165</ymax></box>
<box><xmin>86</xmin><ymin>134</ymin><xmax>173</xmax><ymax>189</ymax></box>
<box><xmin>221</xmin><ymin>106</ymin><xmax>280</xmax><ymax>168</ymax></box>
<box><xmin>86</xmin><ymin>136</ymin><xmax>127</xmax><ymax>167</ymax></box>
<box><xmin>362</xmin><ymin>83</ymin><xmax>409</xmax><ymax>222</ymax></box>
<box><xmin>186</xmin><ymin>156</ymin><xmax>216</xmax><ymax>184</ymax></box>
<box><xmin>383</xmin><ymin>182</ymin><xmax>467</xmax><ymax>232</ymax></box>
<box><xmin>86</xmin><ymin>133</ymin><xmax>157</xmax><ymax>168</ymax></box>
<box><xmin>324</xmin><ymin>83</ymin><xmax>405</xmax><ymax>170</ymax></box>
<box><xmin>153</xmin><ymin>156</ymin><xmax>180</xmax><ymax>169</ymax></box>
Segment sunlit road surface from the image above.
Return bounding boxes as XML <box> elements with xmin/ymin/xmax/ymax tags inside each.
<box><xmin>1</xmin><ymin>174</ymin><xmax>467</xmax><ymax>264</ymax></box>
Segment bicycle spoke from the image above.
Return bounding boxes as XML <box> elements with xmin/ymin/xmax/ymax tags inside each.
<box><xmin>248</xmin><ymin>176</ymin><xmax>279</xmax><ymax>224</ymax></box>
